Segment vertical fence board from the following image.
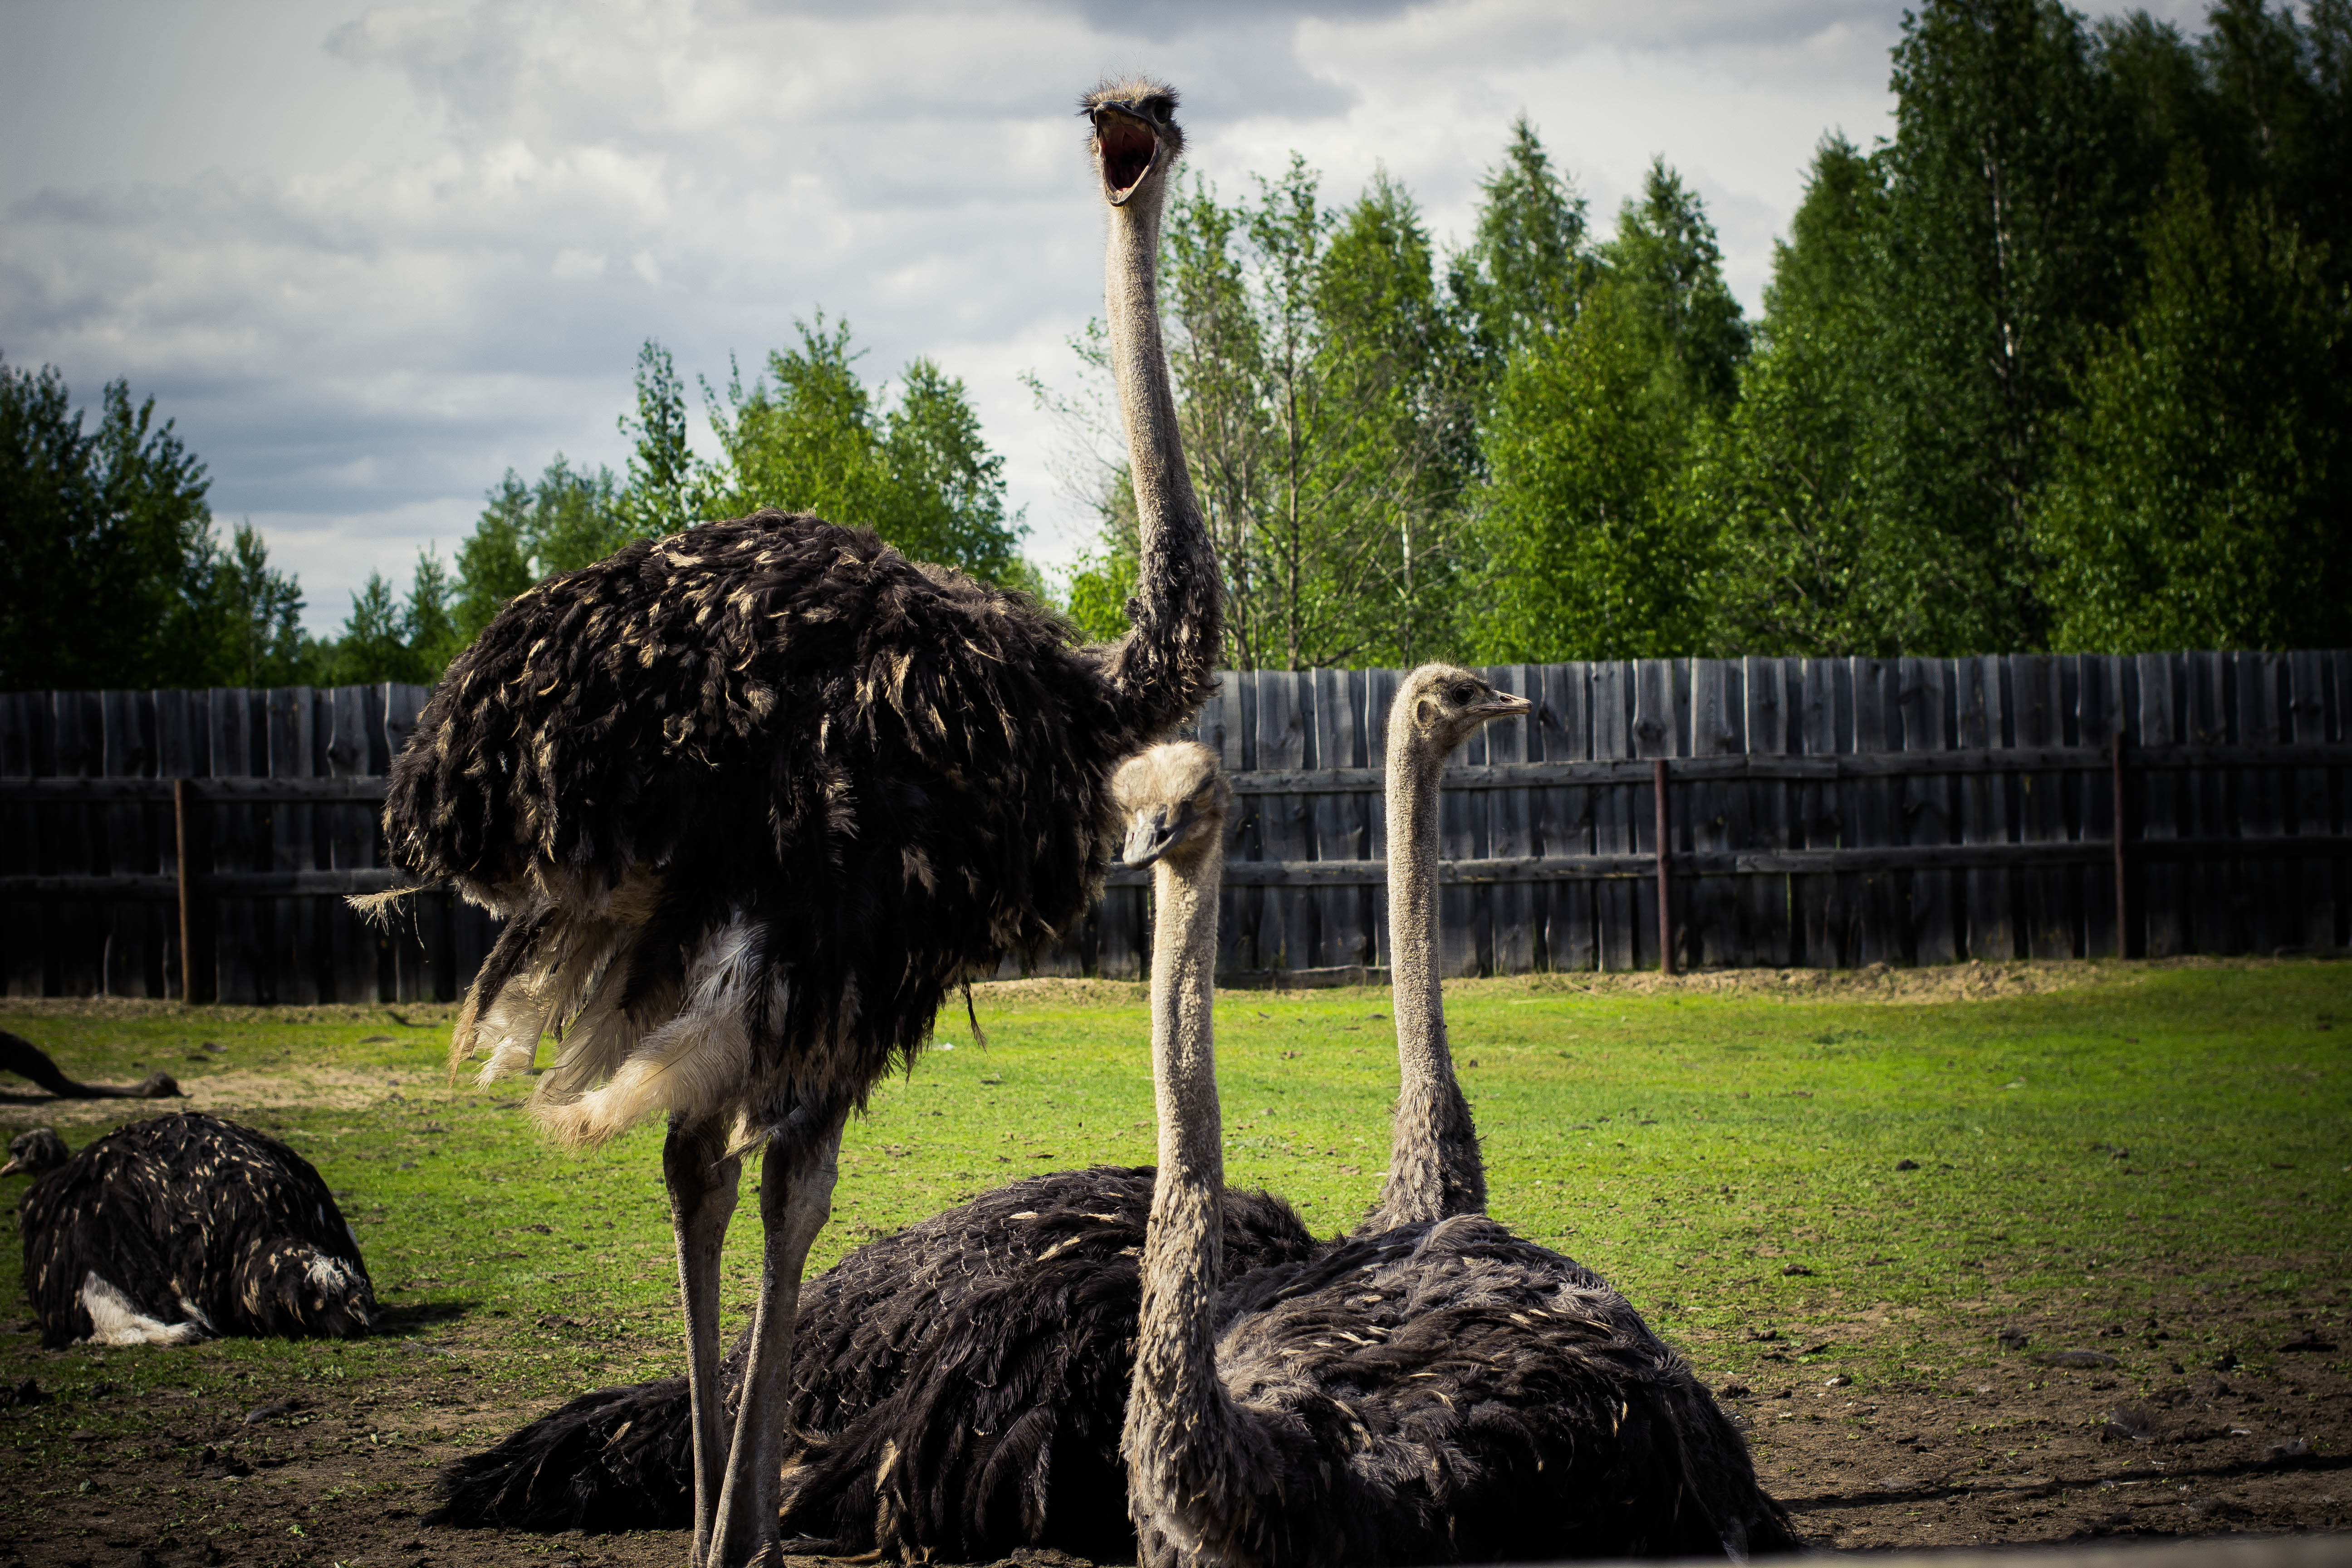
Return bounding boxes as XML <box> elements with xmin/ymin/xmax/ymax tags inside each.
<box><xmin>49</xmin><ymin>691</ymin><xmax>103</xmax><ymax>997</ymax></box>
<box><xmin>267</xmin><ymin>688</ymin><xmax>319</xmax><ymax>1004</ymax></box>
<box><xmin>1740</xmin><ymin>657</ymin><xmax>1791</xmax><ymax>967</ymax></box>
<box><xmin>1363</xmin><ymin>665</ymin><xmax>1401</xmax><ymax>970</ymax></box>
<box><xmin>1216</xmin><ymin>672</ymin><xmax>1261</xmax><ymax>977</ymax></box>
<box><xmin>1849</xmin><ymin>660</ymin><xmax>1901</xmax><ymax>964</ymax></box>
<box><xmin>1900</xmin><ymin>659</ymin><xmax>1956</xmax><ymax>964</ymax></box>
<box><xmin>155</xmin><ymin>690</ymin><xmax>209</xmax><ymax>1001</ymax></box>
<box><xmin>1592</xmin><ymin>663</ymin><xmax>1635</xmax><ymax>971</ymax></box>
<box><xmin>1957</xmin><ymin>657</ymin><xmax>2014</xmax><ymax>960</ymax></box>
<box><xmin>98</xmin><ymin>691</ymin><xmax>156</xmax><ymax>996</ymax></box>
<box><xmin>2011</xmin><ymin>656</ymin><xmax>2070</xmax><ymax>957</ymax></box>
<box><xmin>0</xmin><ymin>695</ymin><xmax>37</xmax><ymax>995</ymax></box>
<box><xmin>2137</xmin><ymin>654</ymin><xmax>2184</xmax><ymax>959</ymax></box>
<box><xmin>2287</xmin><ymin>651</ymin><xmax>2337</xmax><ymax>951</ymax></box>
<box><xmin>1689</xmin><ymin>658</ymin><xmax>1744</xmax><ymax>968</ymax></box>
<box><xmin>1254</xmin><ymin>672</ymin><xmax>1311</xmax><ymax>973</ymax></box>
<box><xmin>1536</xmin><ymin>662</ymin><xmax>1594</xmax><ymax>971</ymax></box>
<box><xmin>1310</xmin><ymin>667</ymin><xmax>1369</xmax><ymax>968</ymax></box>
<box><xmin>2183</xmin><ymin>652</ymin><xmax>2242</xmax><ymax>955</ymax></box>
<box><xmin>2075</xmin><ymin>659</ymin><xmax>2118</xmax><ymax>957</ymax></box>
<box><xmin>326</xmin><ymin>686</ymin><xmax>380</xmax><ymax>1002</ymax></box>
<box><xmin>1439</xmin><ymin>681</ymin><xmax>1490</xmax><ymax>978</ymax></box>
<box><xmin>1632</xmin><ymin>660</ymin><xmax>1676</xmax><ymax>970</ymax></box>
<box><xmin>208</xmin><ymin>691</ymin><xmax>261</xmax><ymax>1003</ymax></box>
<box><xmin>2233</xmin><ymin>654</ymin><xmax>2287</xmax><ymax>956</ymax></box>
<box><xmin>1795</xmin><ymin>659</ymin><xmax>1843</xmax><ymax>967</ymax></box>
<box><xmin>1484</xmin><ymin>664</ymin><xmax>1536</xmax><ymax>978</ymax></box>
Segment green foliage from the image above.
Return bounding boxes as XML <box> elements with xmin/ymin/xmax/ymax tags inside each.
<box><xmin>617</xmin><ymin>339</ymin><xmax>699</xmax><ymax>540</ymax></box>
<box><xmin>1449</xmin><ymin>115</ymin><xmax>1592</xmax><ymax>372</ymax></box>
<box><xmin>1470</xmin><ymin>281</ymin><xmax>1719</xmax><ymax>661</ymax></box>
<box><xmin>706</xmin><ymin>317</ymin><xmax>1029</xmax><ymax>587</ymax></box>
<box><xmin>185</xmin><ymin>520</ymin><xmax>313</xmax><ymax>688</ymax></box>
<box><xmin>2035</xmin><ymin>166</ymin><xmax>2350</xmax><ymax>651</ymax></box>
<box><xmin>0</xmin><ymin>358</ymin><xmax>218</xmax><ymax>688</ymax></box>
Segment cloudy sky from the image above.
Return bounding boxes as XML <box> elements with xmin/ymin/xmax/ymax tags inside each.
<box><xmin>2</xmin><ymin>0</ymin><xmax>2200</xmax><ymax>632</ymax></box>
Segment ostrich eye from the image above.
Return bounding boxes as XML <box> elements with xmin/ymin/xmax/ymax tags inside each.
<box><xmin>1451</xmin><ymin>683</ymin><xmax>1476</xmax><ymax>704</ymax></box>
<box><xmin>1140</xmin><ymin>95</ymin><xmax>1171</xmax><ymax>121</ymax></box>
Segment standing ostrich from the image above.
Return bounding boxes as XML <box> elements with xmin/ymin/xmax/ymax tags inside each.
<box><xmin>377</xmin><ymin>77</ymin><xmax>1213</xmax><ymax>1568</ymax></box>
<box><xmin>1115</xmin><ymin>743</ymin><xmax>1794</xmax><ymax>1565</ymax></box>
<box><xmin>3</xmin><ymin>1116</ymin><xmax>377</xmax><ymax>1348</ymax></box>
<box><xmin>1367</xmin><ymin>665</ymin><xmax>1528</xmax><ymax>1231</ymax></box>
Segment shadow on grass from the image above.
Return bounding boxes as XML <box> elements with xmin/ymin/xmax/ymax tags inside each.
<box><xmin>374</xmin><ymin>1299</ymin><xmax>478</xmax><ymax>1335</ymax></box>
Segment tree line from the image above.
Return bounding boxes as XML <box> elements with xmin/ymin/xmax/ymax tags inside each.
<box><xmin>5</xmin><ymin>0</ymin><xmax>2344</xmax><ymax>693</ymax></box>
<box><xmin>1062</xmin><ymin>0</ymin><xmax>2351</xmax><ymax>665</ymax></box>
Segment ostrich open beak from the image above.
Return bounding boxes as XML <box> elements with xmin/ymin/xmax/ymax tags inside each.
<box><xmin>1091</xmin><ymin>103</ymin><xmax>1169</xmax><ymax>206</ymax></box>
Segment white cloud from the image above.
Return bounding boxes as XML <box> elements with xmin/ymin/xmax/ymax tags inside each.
<box><xmin>0</xmin><ymin>0</ymin><xmax>2183</xmax><ymax>633</ymax></box>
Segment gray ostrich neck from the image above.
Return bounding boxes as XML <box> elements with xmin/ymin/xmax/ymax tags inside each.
<box><xmin>1101</xmin><ymin>190</ymin><xmax>1220</xmax><ymax>738</ymax></box>
<box><xmin>1368</xmin><ymin>716</ymin><xmax>1485</xmax><ymax>1231</ymax></box>
<box><xmin>1126</xmin><ymin>831</ymin><xmax>1243</xmax><ymax>1529</ymax></box>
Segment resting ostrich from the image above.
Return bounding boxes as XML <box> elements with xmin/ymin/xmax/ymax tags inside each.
<box><xmin>429</xmin><ymin>667</ymin><xmax>1543</xmax><ymax>1551</ymax></box>
<box><xmin>3</xmin><ymin>1116</ymin><xmax>377</xmax><ymax>1348</ymax></box>
<box><xmin>0</xmin><ymin>1030</ymin><xmax>180</xmax><ymax>1101</ymax></box>
<box><xmin>376</xmin><ymin>77</ymin><xmax>1211</xmax><ymax>1568</ymax></box>
<box><xmin>1367</xmin><ymin>665</ymin><xmax>1528</xmax><ymax>1231</ymax></box>
<box><xmin>1116</xmin><ymin>743</ymin><xmax>1794</xmax><ymax>1565</ymax></box>
<box><xmin>429</xmin><ymin>1167</ymin><xmax>1319</xmax><ymax>1553</ymax></box>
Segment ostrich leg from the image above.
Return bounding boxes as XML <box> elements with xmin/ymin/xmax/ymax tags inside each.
<box><xmin>706</xmin><ymin>1110</ymin><xmax>847</xmax><ymax>1568</ymax></box>
<box><xmin>664</xmin><ymin>1117</ymin><xmax>742</xmax><ymax>1568</ymax></box>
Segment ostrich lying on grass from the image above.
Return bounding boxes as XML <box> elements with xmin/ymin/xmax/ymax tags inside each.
<box><xmin>0</xmin><ymin>1030</ymin><xmax>180</xmax><ymax>1101</ymax></box>
<box><xmin>3</xmin><ymin>1116</ymin><xmax>377</xmax><ymax>1348</ymax></box>
<box><xmin>374</xmin><ymin>77</ymin><xmax>1213</xmax><ymax>1568</ymax></box>
<box><xmin>427</xmin><ymin>666</ymin><xmax>1551</xmax><ymax>1553</ymax></box>
<box><xmin>1116</xmin><ymin>741</ymin><xmax>1796</xmax><ymax>1565</ymax></box>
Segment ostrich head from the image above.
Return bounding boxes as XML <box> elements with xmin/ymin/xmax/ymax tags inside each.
<box><xmin>1083</xmin><ymin>77</ymin><xmax>1184</xmax><ymax>208</ymax></box>
<box><xmin>1397</xmin><ymin>664</ymin><xmax>1532</xmax><ymax>754</ymax></box>
<box><xmin>0</xmin><ymin>1127</ymin><xmax>69</xmax><ymax>1177</ymax></box>
<box><xmin>1114</xmin><ymin>742</ymin><xmax>1229</xmax><ymax>868</ymax></box>
<box><xmin>134</xmin><ymin>1071</ymin><xmax>182</xmax><ymax>1099</ymax></box>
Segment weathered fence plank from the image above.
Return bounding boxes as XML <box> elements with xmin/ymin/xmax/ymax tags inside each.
<box><xmin>1958</xmin><ymin>657</ymin><xmax>2014</xmax><ymax>961</ymax></box>
<box><xmin>1484</xmin><ymin>664</ymin><xmax>1536</xmax><ymax>979</ymax></box>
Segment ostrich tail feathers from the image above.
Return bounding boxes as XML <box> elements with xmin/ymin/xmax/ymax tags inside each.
<box><xmin>530</xmin><ymin>914</ymin><xmax>761</xmax><ymax>1148</ymax></box>
<box><xmin>426</xmin><ymin>1377</ymin><xmax>695</xmax><ymax>1533</ymax></box>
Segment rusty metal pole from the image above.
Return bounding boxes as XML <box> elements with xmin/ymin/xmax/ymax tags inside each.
<box><xmin>174</xmin><ymin>777</ymin><xmax>196</xmax><ymax>1002</ymax></box>
<box><xmin>2110</xmin><ymin>729</ymin><xmax>2128</xmax><ymax>959</ymax></box>
<box><xmin>1653</xmin><ymin>757</ymin><xmax>1673</xmax><ymax>975</ymax></box>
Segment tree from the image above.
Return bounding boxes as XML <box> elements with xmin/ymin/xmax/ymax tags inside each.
<box><xmin>2035</xmin><ymin>166</ymin><xmax>2349</xmax><ymax>651</ymax></box>
<box><xmin>0</xmin><ymin>358</ymin><xmax>218</xmax><ymax>688</ymax></box>
<box><xmin>184</xmin><ymin>520</ymin><xmax>311</xmax><ymax>687</ymax></box>
<box><xmin>1448</xmin><ymin>116</ymin><xmax>1592</xmax><ymax>376</ymax></box>
<box><xmin>1466</xmin><ymin>158</ymin><xmax>1743</xmax><ymax>661</ymax></box>
<box><xmin>1871</xmin><ymin>0</ymin><xmax>2135</xmax><ymax>651</ymax></box>
<box><xmin>617</xmin><ymin>339</ymin><xmax>699</xmax><ymax>540</ymax></box>
<box><xmin>705</xmin><ymin>318</ymin><xmax>1029</xmax><ymax>586</ymax></box>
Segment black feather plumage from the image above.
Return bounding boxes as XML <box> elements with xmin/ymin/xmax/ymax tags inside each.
<box><xmin>382</xmin><ymin>511</ymin><xmax>1218</xmax><ymax>1138</ymax></box>
<box><xmin>10</xmin><ymin>1113</ymin><xmax>377</xmax><ymax>1348</ymax></box>
<box><xmin>1130</xmin><ymin>1215</ymin><xmax>1796</xmax><ymax>1566</ymax></box>
<box><xmin>427</xmin><ymin>1165</ymin><xmax>1317</xmax><ymax>1556</ymax></box>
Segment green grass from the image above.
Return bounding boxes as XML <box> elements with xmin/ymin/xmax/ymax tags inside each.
<box><xmin>1</xmin><ymin>958</ymin><xmax>2346</xmax><ymax>1440</ymax></box>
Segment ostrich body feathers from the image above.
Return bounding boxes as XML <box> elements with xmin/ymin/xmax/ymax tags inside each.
<box><xmin>1127</xmin><ymin>1214</ymin><xmax>1794</xmax><ymax>1567</ymax></box>
<box><xmin>382</xmin><ymin>510</ymin><xmax>1215</xmax><ymax>1144</ymax></box>
<box><xmin>428</xmin><ymin>1165</ymin><xmax>1319</xmax><ymax>1557</ymax></box>
<box><xmin>15</xmin><ymin>1113</ymin><xmax>377</xmax><ymax>1348</ymax></box>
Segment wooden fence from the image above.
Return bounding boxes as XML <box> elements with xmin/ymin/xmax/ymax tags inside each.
<box><xmin>2</xmin><ymin>652</ymin><xmax>2348</xmax><ymax>1001</ymax></box>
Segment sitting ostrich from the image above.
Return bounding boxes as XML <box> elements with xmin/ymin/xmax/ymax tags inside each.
<box><xmin>1115</xmin><ymin>743</ymin><xmax>1794</xmax><ymax>1564</ymax></box>
<box><xmin>427</xmin><ymin>667</ymin><xmax>1548</xmax><ymax>1555</ymax></box>
<box><xmin>376</xmin><ymin>77</ymin><xmax>1213</xmax><ymax>1568</ymax></box>
<box><xmin>3</xmin><ymin>1116</ymin><xmax>377</xmax><ymax>1348</ymax></box>
<box><xmin>1366</xmin><ymin>665</ymin><xmax>1528</xmax><ymax>1231</ymax></box>
<box><xmin>0</xmin><ymin>1030</ymin><xmax>180</xmax><ymax>1101</ymax></box>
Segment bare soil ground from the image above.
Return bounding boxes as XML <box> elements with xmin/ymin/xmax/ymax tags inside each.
<box><xmin>2</xmin><ymin>1287</ymin><xmax>2343</xmax><ymax>1568</ymax></box>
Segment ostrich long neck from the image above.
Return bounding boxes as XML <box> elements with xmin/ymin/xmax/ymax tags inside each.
<box><xmin>1367</xmin><ymin>715</ymin><xmax>1485</xmax><ymax>1231</ymax></box>
<box><xmin>1099</xmin><ymin>186</ymin><xmax>1221</xmax><ymax>739</ymax></box>
<box><xmin>1126</xmin><ymin>827</ymin><xmax>1245</xmax><ymax>1537</ymax></box>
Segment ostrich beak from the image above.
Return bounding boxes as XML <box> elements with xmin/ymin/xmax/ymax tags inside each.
<box><xmin>1091</xmin><ymin>105</ymin><xmax>1166</xmax><ymax>206</ymax></box>
<box><xmin>1479</xmin><ymin>690</ymin><xmax>1533</xmax><ymax>719</ymax></box>
<box><xmin>1122</xmin><ymin>802</ymin><xmax>1193</xmax><ymax>868</ymax></box>
<box><xmin>0</xmin><ymin>1156</ymin><xmax>24</xmax><ymax>1178</ymax></box>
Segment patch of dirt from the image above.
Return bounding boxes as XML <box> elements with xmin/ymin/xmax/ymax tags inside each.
<box><xmin>1507</xmin><ymin>954</ymin><xmax>2334</xmax><ymax>1004</ymax></box>
<box><xmin>0</xmin><ymin>1070</ymin><xmax>439</xmax><ymax>1133</ymax></box>
<box><xmin>972</xmin><ymin>977</ymin><xmax>1149</xmax><ymax>1007</ymax></box>
<box><xmin>1708</xmin><ymin>1293</ymin><xmax>2352</xmax><ymax>1551</ymax></box>
<box><xmin>0</xmin><ymin>999</ymin><xmax>461</xmax><ymax>1026</ymax></box>
<box><xmin>2</xmin><ymin>1289</ymin><xmax>2342</xmax><ymax>1565</ymax></box>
